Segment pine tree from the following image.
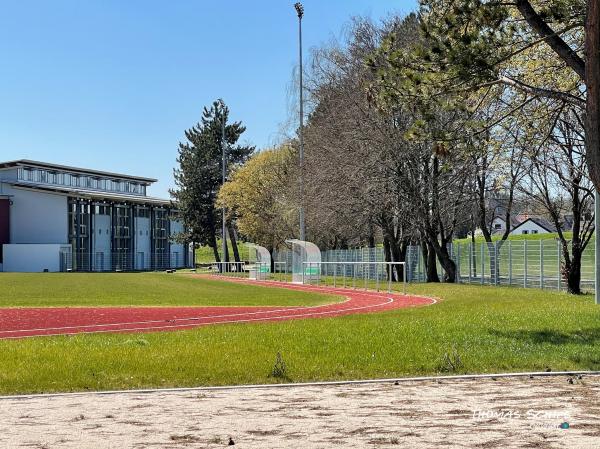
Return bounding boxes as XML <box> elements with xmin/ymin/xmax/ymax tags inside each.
<box><xmin>170</xmin><ymin>99</ymin><xmax>254</xmax><ymax>262</ymax></box>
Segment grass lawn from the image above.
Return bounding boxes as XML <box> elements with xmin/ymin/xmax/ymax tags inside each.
<box><xmin>195</xmin><ymin>239</ymin><xmax>249</xmax><ymax>263</ymax></box>
<box><xmin>0</xmin><ymin>281</ymin><xmax>599</xmax><ymax>395</ymax></box>
<box><xmin>0</xmin><ymin>273</ymin><xmax>335</xmax><ymax>308</ymax></box>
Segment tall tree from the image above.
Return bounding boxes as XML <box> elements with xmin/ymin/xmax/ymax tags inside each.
<box><xmin>171</xmin><ymin>99</ymin><xmax>254</xmax><ymax>262</ymax></box>
<box><xmin>217</xmin><ymin>145</ymin><xmax>298</xmax><ymax>257</ymax></box>
<box><xmin>372</xmin><ymin>0</ymin><xmax>599</xmax><ymax>190</ymax></box>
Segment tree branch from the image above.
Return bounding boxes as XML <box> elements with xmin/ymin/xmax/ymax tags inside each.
<box><xmin>515</xmin><ymin>0</ymin><xmax>585</xmax><ymax>80</ymax></box>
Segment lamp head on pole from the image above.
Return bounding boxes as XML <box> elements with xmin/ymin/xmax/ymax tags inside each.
<box><xmin>294</xmin><ymin>2</ymin><xmax>304</xmax><ymax>19</ymax></box>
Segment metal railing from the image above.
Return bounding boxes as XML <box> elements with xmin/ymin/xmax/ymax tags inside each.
<box><xmin>272</xmin><ymin>238</ymin><xmax>596</xmax><ymax>292</ymax></box>
<box><xmin>303</xmin><ymin>261</ymin><xmax>407</xmax><ymax>294</ymax></box>
<box><xmin>60</xmin><ymin>251</ymin><xmax>192</xmax><ymax>272</ymax></box>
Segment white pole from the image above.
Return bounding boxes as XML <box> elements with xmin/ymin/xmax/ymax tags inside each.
<box><xmin>557</xmin><ymin>239</ymin><xmax>561</xmax><ymax>291</ymax></box>
<box><xmin>508</xmin><ymin>240</ymin><xmax>512</xmax><ymax>286</ymax></box>
<box><xmin>221</xmin><ymin>106</ymin><xmax>227</xmax><ymax>273</ymax></box>
<box><xmin>524</xmin><ymin>240</ymin><xmax>528</xmax><ymax>288</ymax></box>
<box><xmin>540</xmin><ymin>240</ymin><xmax>544</xmax><ymax>289</ymax></box>
<box><xmin>594</xmin><ymin>191</ymin><xmax>600</xmax><ymax>305</ymax></box>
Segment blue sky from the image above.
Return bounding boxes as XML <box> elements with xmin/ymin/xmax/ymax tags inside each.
<box><xmin>0</xmin><ymin>0</ymin><xmax>416</xmax><ymax>198</ymax></box>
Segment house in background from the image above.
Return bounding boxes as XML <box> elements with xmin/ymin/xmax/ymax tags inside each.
<box><xmin>0</xmin><ymin>160</ymin><xmax>193</xmax><ymax>272</ymax></box>
<box><xmin>509</xmin><ymin>217</ymin><xmax>557</xmax><ymax>236</ymax></box>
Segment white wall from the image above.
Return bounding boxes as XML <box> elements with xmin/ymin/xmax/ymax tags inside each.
<box><xmin>3</xmin><ymin>244</ymin><xmax>71</xmax><ymax>272</ymax></box>
<box><xmin>491</xmin><ymin>217</ymin><xmax>507</xmax><ymax>234</ymax></box>
<box><xmin>92</xmin><ymin>214</ymin><xmax>111</xmax><ymax>270</ymax></box>
<box><xmin>510</xmin><ymin>221</ymin><xmax>550</xmax><ymax>236</ymax></box>
<box><xmin>134</xmin><ymin>217</ymin><xmax>151</xmax><ymax>269</ymax></box>
<box><xmin>4</xmin><ymin>185</ymin><xmax>68</xmax><ymax>244</ymax></box>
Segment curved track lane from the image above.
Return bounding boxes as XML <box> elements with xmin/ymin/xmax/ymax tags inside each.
<box><xmin>0</xmin><ymin>278</ymin><xmax>435</xmax><ymax>339</ymax></box>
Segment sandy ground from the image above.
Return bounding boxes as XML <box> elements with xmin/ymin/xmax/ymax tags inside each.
<box><xmin>1</xmin><ymin>375</ymin><xmax>599</xmax><ymax>449</ymax></box>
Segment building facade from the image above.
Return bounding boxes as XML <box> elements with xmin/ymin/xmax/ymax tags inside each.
<box><xmin>0</xmin><ymin>160</ymin><xmax>193</xmax><ymax>272</ymax></box>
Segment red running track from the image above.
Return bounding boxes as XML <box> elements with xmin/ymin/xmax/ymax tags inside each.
<box><xmin>0</xmin><ymin>278</ymin><xmax>435</xmax><ymax>339</ymax></box>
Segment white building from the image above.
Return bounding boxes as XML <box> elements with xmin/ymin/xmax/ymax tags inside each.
<box><xmin>0</xmin><ymin>160</ymin><xmax>193</xmax><ymax>272</ymax></box>
<box><xmin>509</xmin><ymin>217</ymin><xmax>556</xmax><ymax>236</ymax></box>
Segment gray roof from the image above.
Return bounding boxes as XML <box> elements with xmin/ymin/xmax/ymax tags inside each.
<box><xmin>0</xmin><ymin>159</ymin><xmax>157</xmax><ymax>183</ymax></box>
<box><xmin>7</xmin><ymin>181</ymin><xmax>172</xmax><ymax>206</ymax></box>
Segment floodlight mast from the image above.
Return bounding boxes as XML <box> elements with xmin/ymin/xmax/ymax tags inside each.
<box><xmin>221</xmin><ymin>102</ymin><xmax>227</xmax><ymax>272</ymax></box>
<box><xmin>294</xmin><ymin>2</ymin><xmax>306</xmax><ymax>241</ymax></box>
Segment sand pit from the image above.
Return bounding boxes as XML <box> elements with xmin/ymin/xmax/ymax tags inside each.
<box><xmin>1</xmin><ymin>374</ymin><xmax>598</xmax><ymax>448</ymax></box>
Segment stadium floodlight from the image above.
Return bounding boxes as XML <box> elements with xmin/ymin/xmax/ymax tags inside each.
<box><xmin>221</xmin><ymin>101</ymin><xmax>227</xmax><ymax>272</ymax></box>
<box><xmin>293</xmin><ymin>2</ymin><xmax>306</xmax><ymax>241</ymax></box>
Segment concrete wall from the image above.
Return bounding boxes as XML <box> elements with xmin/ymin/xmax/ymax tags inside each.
<box><xmin>3</xmin><ymin>244</ymin><xmax>71</xmax><ymax>272</ymax></box>
<box><xmin>134</xmin><ymin>217</ymin><xmax>151</xmax><ymax>269</ymax></box>
<box><xmin>4</xmin><ymin>185</ymin><xmax>68</xmax><ymax>244</ymax></box>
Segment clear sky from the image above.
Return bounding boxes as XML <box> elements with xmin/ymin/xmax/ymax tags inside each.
<box><xmin>0</xmin><ymin>0</ymin><xmax>417</xmax><ymax>198</ymax></box>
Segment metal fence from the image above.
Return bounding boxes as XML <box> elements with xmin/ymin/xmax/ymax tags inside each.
<box><xmin>59</xmin><ymin>252</ymin><xmax>192</xmax><ymax>272</ymax></box>
<box><xmin>273</xmin><ymin>239</ymin><xmax>595</xmax><ymax>292</ymax></box>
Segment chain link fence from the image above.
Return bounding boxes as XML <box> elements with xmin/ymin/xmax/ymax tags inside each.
<box><xmin>275</xmin><ymin>238</ymin><xmax>595</xmax><ymax>292</ymax></box>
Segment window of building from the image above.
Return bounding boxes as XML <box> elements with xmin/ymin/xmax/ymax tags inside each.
<box><xmin>95</xmin><ymin>205</ymin><xmax>111</xmax><ymax>215</ymax></box>
<box><xmin>522</xmin><ymin>230</ymin><xmax>529</xmax><ymax>235</ymax></box>
<box><xmin>494</xmin><ymin>223</ymin><xmax>502</xmax><ymax>230</ymax></box>
<box><xmin>135</xmin><ymin>208</ymin><xmax>150</xmax><ymax>218</ymax></box>
<box><xmin>532</xmin><ymin>230</ymin><xmax>538</xmax><ymax>234</ymax></box>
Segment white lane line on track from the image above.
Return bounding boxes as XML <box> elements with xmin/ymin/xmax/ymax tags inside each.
<box><xmin>0</xmin><ymin>296</ymin><xmax>399</xmax><ymax>339</ymax></box>
<box><xmin>0</xmin><ymin>285</ymin><xmax>400</xmax><ymax>335</ymax></box>
<box><xmin>0</xmin><ymin>294</ymin><xmax>356</xmax><ymax>335</ymax></box>
<box><xmin>0</xmin><ymin>282</ymin><xmax>436</xmax><ymax>339</ymax></box>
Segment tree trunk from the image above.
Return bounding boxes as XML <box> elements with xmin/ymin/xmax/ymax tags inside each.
<box><xmin>427</xmin><ymin>233</ymin><xmax>456</xmax><ymax>283</ymax></box>
<box><xmin>268</xmin><ymin>245</ymin><xmax>275</xmax><ymax>273</ymax></box>
<box><xmin>383</xmin><ymin>236</ymin><xmax>392</xmax><ymax>280</ymax></box>
<box><xmin>424</xmin><ymin>241</ymin><xmax>440</xmax><ymax>283</ymax></box>
<box><xmin>586</xmin><ymin>0</ymin><xmax>600</xmax><ymax>191</ymax></box>
<box><xmin>567</xmin><ymin>249</ymin><xmax>582</xmax><ymax>295</ymax></box>
<box><xmin>209</xmin><ymin>234</ymin><xmax>220</xmax><ymax>264</ymax></box>
<box><xmin>227</xmin><ymin>224</ymin><xmax>241</xmax><ymax>265</ymax></box>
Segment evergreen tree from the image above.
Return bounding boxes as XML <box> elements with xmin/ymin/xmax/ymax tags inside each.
<box><xmin>170</xmin><ymin>99</ymin><xmax>254</xmax><ymax>262</ymax></box>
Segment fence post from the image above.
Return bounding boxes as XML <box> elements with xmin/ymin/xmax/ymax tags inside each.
<box><xmin>456</xmin><ymin>243</ymin><xmax>461</xmax><ymax>283</ymax></box>
<box><xmin>557</xmin><ymin>240</ymin><xmax>561</xmax><ymax>291</ymax></box>
<box><xmin>508</xmin><ymin>240</ymin><xmax>512</xmax><ymax>286</ymax></box>
<box><xmin>480</xmin><ymin>243</ymin><xmax>484</xmax><ymax>285</ymax></box>
<box><xmin>524</xmin><ymin>240</ymin><xmax>528</xmax><ymax>288</ymax></box>
<box><xmin>468</xmin><ymin>242</ymin><xmax>472</xmax><ymax>284</ymax></box>
<box><xmin>494</xmin><ymin>241</ymin><xmax>499</xmax><ymax>285</ymax></box>
<box><xmin>540</xmin><ymin>240</ymin><xmax>544</xmax><ymax>289</ymax></box>
<box><xmin>334</xmin><ymin>262</ymin><xmax>337</xmax><ymax>288</ymax></box>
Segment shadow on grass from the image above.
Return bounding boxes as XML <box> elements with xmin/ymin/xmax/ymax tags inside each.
<box><xmin>489</xmin><ymin>328</ymin><xmax>600</xmax><ymax>345</ymax></box>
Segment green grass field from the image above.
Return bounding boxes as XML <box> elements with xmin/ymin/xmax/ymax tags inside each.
<box><xmin>0</xmin><ymin>273</ymin><xmax>335</xmax><ymax>307</ymax></box>
<box><xmin>1</xmin><ymin>276</ymin><xmax>599</xmax><ymax>395</ymax></box>
<box><xmin>195</xmin><ymin>239</ymin><xmax>249</xmax><ymax>263</ymax></box>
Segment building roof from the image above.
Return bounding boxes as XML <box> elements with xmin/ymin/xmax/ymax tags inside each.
<box><xmin>511</xmin><ymin>217</ymin><xmax>557</xmax><ymax>233</ymax></box>
<box><xmin>0</xmin><ymin>159</ymin><xmax>157</xmax><ymax>183</ymax></box>
<box><xmin>6</xmin><ymin>181</ymin><xmax>172</xmax><ymax>206</ymax></box>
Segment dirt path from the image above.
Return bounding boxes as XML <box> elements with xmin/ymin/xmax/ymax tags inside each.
<box><xmin>1</xmin><ymin>375</ymin><xmax>598</xmax><ymax>448</ymax></box>
<box><xmin>0</xmin><ymin>280</ymin><xmax>433</xmax><ymax>339</ymax></box>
